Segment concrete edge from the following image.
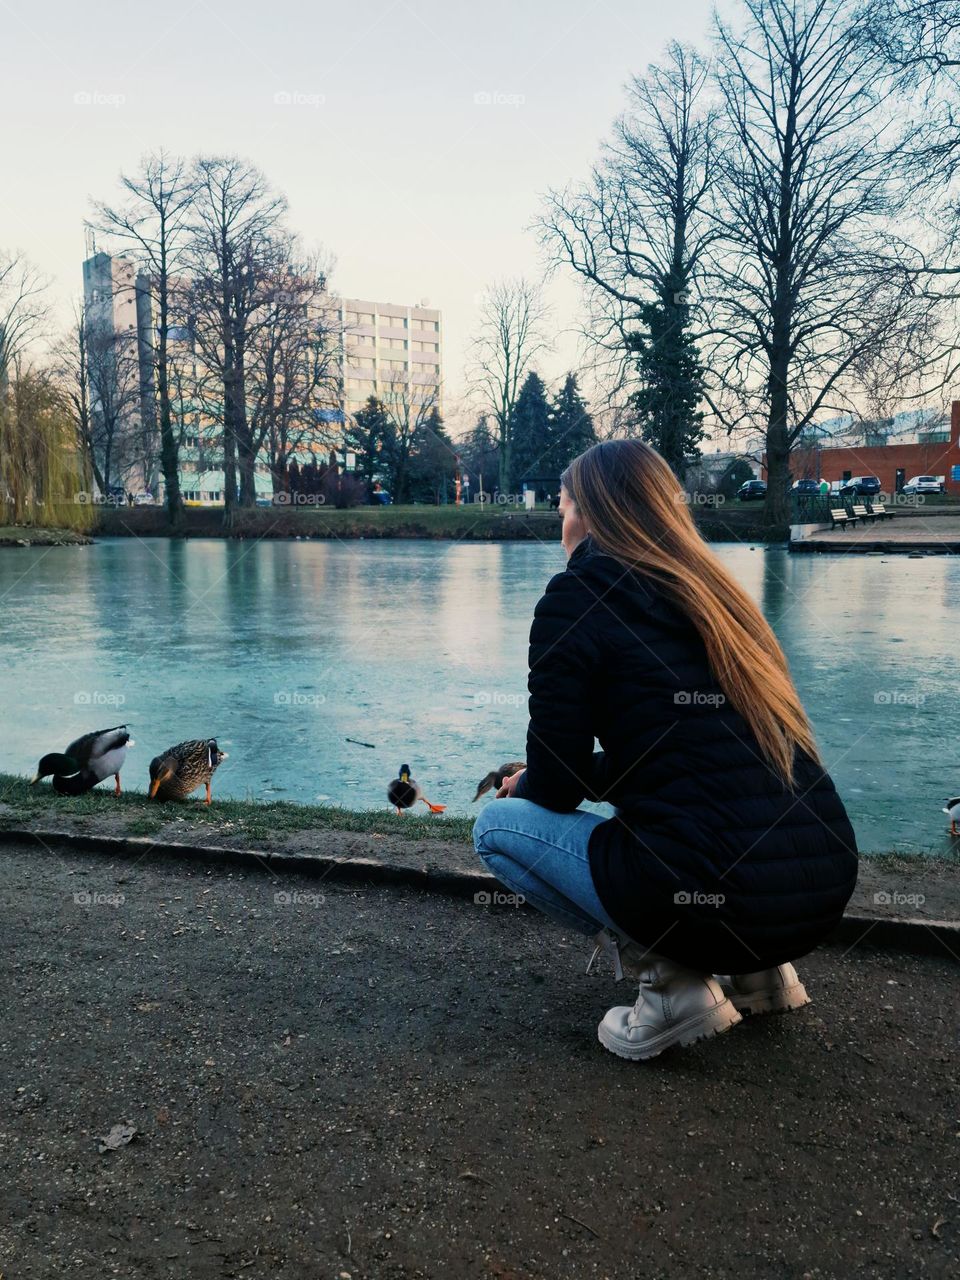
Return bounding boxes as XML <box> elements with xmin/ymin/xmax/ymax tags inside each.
<box><xmin>3</xmin><ymin>826</ymin><xmax>958</xmax><ymax>959</ymax></box>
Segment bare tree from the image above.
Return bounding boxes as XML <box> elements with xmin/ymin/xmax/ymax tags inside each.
<box><xmin>867</xmin><ymin>2</ymin><xmax>960</xmax><ymax>95</ymax></box>
<box><xmin>55</xmin><ymin>304</ymin><xmax>149</xmax><ymax>499</ymax></box>
<box><xmin>90</xmin><ymin>151</ymin><xmax>197</xmax><ymax>524</ymax></box>
<box><xmin>468</xmin><ymin>278</ymin><xmax>551</xmax><ymax>491</ymax></box>
<box><xmin>55</xmin><ymin>306</ymin><xmax>99</xmax><ymax>493</ymax></box>
<box><xmin>187</xmin><ymin>156</ymin><xmax>287</xmax><ymax>520</ymax></box>
<box><xmin>866</xmin><ymin>1</ymin><xmax>960</xmax><ymax>283</ymax></box>
<box><xmin>705</xmin><ymin>0</ymin><xmax>949</xmax><ymax>524</ymax></box>
<box><xmin>0</xmin><ymin>251</ymin><xmax>48</xmax><ymax>392</ymax></box>
<box><xmin>539</xmin><ymin>42</ymin><xmax>719</xmax><ymax>403</ymax></box>
<box><xmin>246</xmin><ymin>253</ymin><xmax>341</xmax><ymax>495</ymax></box>
<box><xmin>379</xmin><ymin>377</ymin><xmax>446</xmax><ymax>503</ymax></box>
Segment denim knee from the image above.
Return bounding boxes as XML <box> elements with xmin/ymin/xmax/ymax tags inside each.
<box><xmin>472</xmin><ymin>797</ymin><xmax>512</xmax><ymax>856</ymax></box>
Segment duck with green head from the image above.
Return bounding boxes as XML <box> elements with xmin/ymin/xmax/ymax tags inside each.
<box><xmin>31</xmin><ymin>725</ymin><xmax>135</xmax><ymax>796</ymax></box>
<box><xmin>387</xmin><ymin>763</ymin><xmax>445</xmax><ymax>816</ymax></box>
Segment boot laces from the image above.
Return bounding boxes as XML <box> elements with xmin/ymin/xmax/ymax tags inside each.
<box><xmin>585</xmin><ymin>928</ymin><xmax>624</xmax><ymax>981</ymax></box>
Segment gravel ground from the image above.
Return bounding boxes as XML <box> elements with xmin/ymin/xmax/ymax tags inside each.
<box><xmin>2</xmin><ymin>800</ymin><xmax>958</xmax><ymax>924</ymax></box>
<box><xmin>1</xmin><ymin>841</ymin><xmax>958</xmax><ymax>1280</ymax></box>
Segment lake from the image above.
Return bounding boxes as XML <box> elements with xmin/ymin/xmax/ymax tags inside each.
<box><xmin>2</xmin><ymin>537</ymin><xmax>958</xmax><ymax>854</ymax></box>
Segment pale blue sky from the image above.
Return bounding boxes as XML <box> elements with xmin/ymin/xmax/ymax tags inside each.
<box><xmin>2</xmin><ymin>0</ymin><xmax>722</xmax><ymax>423</ymax></box>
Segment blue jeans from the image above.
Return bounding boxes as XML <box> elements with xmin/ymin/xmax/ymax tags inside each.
<box><xmin>473</xmin><ymin>797</ymin><xmax>622</xmax><ymax>936</ymax></box>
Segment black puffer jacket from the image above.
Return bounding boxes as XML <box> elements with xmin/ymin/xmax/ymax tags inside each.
<box><xmin>513</xmin><ymin>537</ymin><xmax>858</xmax><ymax>973</ymax></box>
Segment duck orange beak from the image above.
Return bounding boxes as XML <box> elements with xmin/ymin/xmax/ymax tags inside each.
<box><xmin>148</xmin><ymin>777</ymin><xmax>162</xmax><ymax>799</ymax></box>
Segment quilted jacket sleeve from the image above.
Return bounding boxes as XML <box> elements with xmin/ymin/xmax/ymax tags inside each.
<box><xmin>512</xmin><ymin>570</ymin><xmax>601</xmax><ymax>813</ymax></box>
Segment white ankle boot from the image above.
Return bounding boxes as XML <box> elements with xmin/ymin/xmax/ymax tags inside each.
<box><xmin>716</xmin><ymin>964</ymin><xmax>810</xmax><ymax>1016</ymax></box>
<box><xmin>597</xmin><ymin>953</ymin><xmax>742</xmax><ymax>1061</ymax></box>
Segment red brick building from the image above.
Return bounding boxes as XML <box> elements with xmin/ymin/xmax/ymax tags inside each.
<box><xmin>763</xmin><ymin>399</ymin><xmax>960</xmax><ymax>494</ymax></box>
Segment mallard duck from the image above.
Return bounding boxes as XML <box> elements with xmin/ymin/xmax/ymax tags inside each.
<box><xmin>31</xmin><ymin>725</ymin><xmax>134</xmax><ymax>796</ymax></box>
<box><xmin>387</xmin><ymin>763</ymin><xmax>445</xmax><ymax>815</ymax></box>
<box><xmin>473</xmin><ymin>761</ymin><xmax>526</xmax><ymax>801</ymax></box>
<box><xmin>943</xmin><ymin>797</ymin><xmax>960</xmax><ymax>837</ymax></box>
<box><xmin>149</xmin><ymin>739</ymin><xmax>227</xmax><ymax>804</ymax></box>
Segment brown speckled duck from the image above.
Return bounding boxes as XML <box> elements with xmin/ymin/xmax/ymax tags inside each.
<box><xmin>149</xmin><ymin>739</ymin><xmax>227</xmax><ymax>804</ymax></box>
<box><xmin>472</xmin><ymin>761</ymin><xmax>526</xmax><ymax>802</ymax></box>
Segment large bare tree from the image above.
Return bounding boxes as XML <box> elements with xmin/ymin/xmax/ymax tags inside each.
<box><xmin>187</xmin><ymin>156</ymin><xmax>286</xmax><ymax>520</ymax></box>
<box><xmin>246</xmin><ymin>253</ymin><xmax>341</xmax><ymax>495</ymax></box>
<box><xmin>90</xmin><ymin>151</ymin><xmax>196</xmax><ymax>525</ymax></box>
<box><xmin>705</xmin><ymin>0</ymin><xmax>946</xmax><ymax>525</ymax></box>
<box><xmin>55</xmin><ymin>304</ymin><xmax>143</xmax><ymax>496</ymax></box>
<box><xmin>379</xmin><ymin>376</ymin><xmax>445</xmax><ymax>503</ymax></box>
<box><xmin>0</xmin><ymin>251</ymin><xmax>47</xmax><ymax>393</ymax></box>
<box><xmin>468</xmin><ymin>278</ymin><xmax>551</xmax><ymax>491</ymax></box>
<box><xmin>539</xmin><ymin>42</ymin><xmax>719</xmax><ymax>406</ymax></box>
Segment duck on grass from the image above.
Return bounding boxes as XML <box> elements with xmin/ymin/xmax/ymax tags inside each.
<box><xmin>31</xmin><ymin>726</ymin><xmax>134</xmax><ymax>796</ymax></box>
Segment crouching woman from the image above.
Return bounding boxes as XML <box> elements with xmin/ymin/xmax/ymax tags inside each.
<box><xmin>473</xmin><ymin>440</ymin><xmax>858</xmax><ymax>1061</ymax></box>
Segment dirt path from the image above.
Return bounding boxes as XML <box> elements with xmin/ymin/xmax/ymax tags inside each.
<box><xmin>1</xmin><ymin>840</ymin><xmax>958</xmax><ymax>1278</ymax></box>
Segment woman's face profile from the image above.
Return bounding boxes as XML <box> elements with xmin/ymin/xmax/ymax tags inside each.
<box><xmin>559</xmin><ymin>485</ymin><xmax>588</xmax><ymax>558</ymax></box>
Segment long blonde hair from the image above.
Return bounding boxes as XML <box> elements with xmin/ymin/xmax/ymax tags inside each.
<box><xmin>562</xmin><ymin>440</ymin><xmax>819</xmax><ymax>789</ymax></box>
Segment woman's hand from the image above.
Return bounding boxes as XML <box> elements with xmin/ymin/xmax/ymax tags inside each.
<box><xmin>496</xmin><ymin>767</ymin><xmax>526</xmax><ymax>799</ymax></box>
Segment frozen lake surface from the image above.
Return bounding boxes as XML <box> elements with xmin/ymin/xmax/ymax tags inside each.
<box><xmin>2</xmin><ymin>537</ymin><xmax>958</xmax><ymax>854</ymax></box>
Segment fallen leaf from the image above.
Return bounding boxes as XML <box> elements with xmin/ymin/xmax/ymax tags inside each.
<box><xmin>97</xmin><ymin>1123</ymin><xmax>137</xmax><ymax>1153</ymax></box>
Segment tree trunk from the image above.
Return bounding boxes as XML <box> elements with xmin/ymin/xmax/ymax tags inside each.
<box><xmin>238</xmin><ymin>435</ymin><xmax>258</xmax><ymax>506</ymax></box>
<box><xmin>157</xmin><ymin>261</ymin><xmax>183</xmax><ymax>530</ymax></box>
<box><xmin>763</xmin><ymin>352</ymin><xmax>792</xmax><ymax>527</ymax></box>
<box><xmin>498</xmin><ymin>418</ymin><xmax>511</xmax><ymax>494</ymax></box>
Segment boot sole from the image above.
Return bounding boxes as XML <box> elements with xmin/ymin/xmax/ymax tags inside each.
<box><xmin>731</xmin><ymin>983</ymin><xmax>811</xmax><ymax>1017</ymax></box>
<box><xmin>597</xmin><ymin>999</ymin><xmax>742</xmax><ymax>1062</ymax></box>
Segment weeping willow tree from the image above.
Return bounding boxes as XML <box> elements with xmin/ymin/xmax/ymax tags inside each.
<box><xmin>0</xmin><ymin>368</ymin><xmax>96</xmax><ymax>531</ymax></box>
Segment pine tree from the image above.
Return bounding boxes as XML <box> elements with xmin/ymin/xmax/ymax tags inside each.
<box><xmin>408</xmin><ymin>407</ymin><xmax>458</xmax><ymax>503</ymax></box>
<box><xmin>458</xmin><ymin>415</ymin><xmax>499</xmax><ymax>500</ymax></box>
<box><xmin>627</xmin><ymin>293</ymin><xmax>707</xmax><ymax>476</ymax></box>
<box><xmin>548</xmin><ymin>373</ymin><xmax>596</xmax><ymax>475</ymax></box>
<box><xmin>509</xmin><ymin>372</ymin><xmax>552</xmax><ymax>492</ymax></box>
<box><xmin>344</xmin><ymin>396</ymin><xmax>393</xmax><ymax>487</ymax></box>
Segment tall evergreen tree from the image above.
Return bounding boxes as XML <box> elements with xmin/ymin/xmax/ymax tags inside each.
<box><xmin>345</xmin><ymin>395</ymin><xmax>393</xmax><ymax>487</ymax></box>
<box><xmin>548</xmin><ymin>373</ymin><xmax>597</xmax><ymax>475</ymax></box>
<box><xmin>627</xmin><ymin>293</ymin><xmax>707</xmax><ymax>476</ymax></box>
<box><xmin>458</xmin><ymin>414</ymin><xmax>500</xmax><ymax>499</ymax></box>
<box><xmin>407</xmin><ymin>406</ymin><xmax>458</xmax><ymax>503</ymax></box>
<box><xmin>509</xmin><ymin>371</ymin><xmax>552</xmax><ymax>491</ymax></box>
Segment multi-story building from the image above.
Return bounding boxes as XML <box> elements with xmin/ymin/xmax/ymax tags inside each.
<box><xmin>338</xmin><ymin>298</ymin><xmax>442</xmax><ymax>419</ymax></box>
<box><xmin>81</xmin><ymin>250</ymin><xmax>158</xmax><ymax>496</ymax></box>
<box><xmin>82</xmin><ymin>253</ymin><xmax>443</xmax><ymax>502</ymax></box>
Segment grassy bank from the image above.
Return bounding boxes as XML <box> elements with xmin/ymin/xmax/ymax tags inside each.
<box><xmin>0</xmin><ymin>525</ymin><xmax>93</xmax><ymax>547</ymax></box>
<box><xmin>91</xmin><ymin>503</ymin><xmax>786</xmax><ymax>543</ymax></box>
<box><xmin>0</xmin><ymin>772</ymin><xmax>474</xmax><ymax>844</ymax></box>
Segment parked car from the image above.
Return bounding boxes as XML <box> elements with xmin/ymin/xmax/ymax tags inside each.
<box><xmin>792</xmin><ymin>479</ymin><xmax>821</xmax><ymax>495</ymax></box>
<box><xmin>901</xmin><ymin>475</ymin><xmax>944</xmax><ymax>495</ymax></box>
<box><xmin>838</xmin><ymin>475</ymin><xmax>881</xmax><ymax>497</ymax></box>
<box><xmin>132</xmin><ymin>490</ymin><xmax>155</xmax><ymax>506</ymax></box>
<box><xmin>737</xmin><ymin>480</ymin><xmax>767</xmax><ymax>502</ymax></box>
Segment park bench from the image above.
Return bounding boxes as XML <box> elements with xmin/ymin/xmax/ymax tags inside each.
<box><xmin>829</xmin><ymin>507</ymin><xmax>857</xmax><ymax>530</ymax></box>
<box><xmin>852</xmin><ymin>504</ymin><xmax>877</xmax><ymax>524</ymax></box>
<box><xmin>868</xmin><ymin>501</ymin><xmax>895</xmax><ymax>521</ymax></box>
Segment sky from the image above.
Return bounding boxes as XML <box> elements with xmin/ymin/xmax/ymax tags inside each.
<box><xmin>1</xmin><ymin>0</ymin><xmax>724</xmax><ymax>432</ymax></box>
